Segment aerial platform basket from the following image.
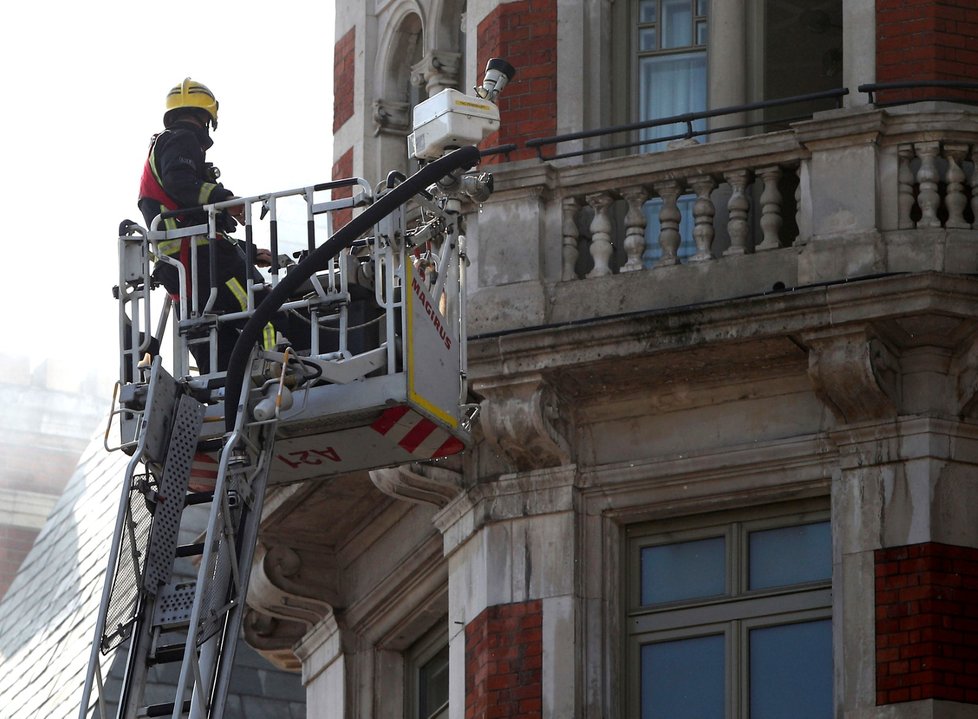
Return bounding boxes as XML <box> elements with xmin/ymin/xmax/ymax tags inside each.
<box><xmin>263</xmin><ymin>257</ymin><xmax>472</xmax><ymax>483</ymax></box>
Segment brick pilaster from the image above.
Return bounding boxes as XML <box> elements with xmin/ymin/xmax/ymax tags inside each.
<box><xmin>465</xmin><ymin>599</ymin><xmax>543</xmax><ymax>719</ymax></box>
<box><xmin>476</xmin><ymin>0</ymin><xmax>557</xmax><ymax>163</ymax></box>
<box><xmin>876</xmin><ymin>0</ymin><xmax>978</xmax><ymax>103</ymax></box>
<box><xmin>334</xmin><ymin>27</ymin><xmax>356</xmax><ymax>133</ymax></box>
<box><xmin>331</xmin><ymin>147</ymin><xmax>354</xmax><ymax>229</ymax></box>
<box><xmin>876</xmin><ymin>542</ymin><xmax>978</xmax><ymax>705</ymax></box>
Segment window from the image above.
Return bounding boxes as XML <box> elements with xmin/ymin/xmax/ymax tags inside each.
<box><xmin>750</xmin><ymin>0</ymin><xmax>843</xmax><ymax>127</ymax></box>
<box><xmin>408</xmin><ymin>625</ymin><xmax>449</xmax><ymax>719</ymax></box>
<box><xmin>626</xmin><ymin>505</ymin><xmax>832</xmax><ymax>719</ymax></box>
<box><xmin>634</xmin><ymin>0</ymin><xmax>708</xmax><ymax>150</ymax></box>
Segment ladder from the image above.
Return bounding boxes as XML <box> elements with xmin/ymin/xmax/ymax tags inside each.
<box><xmin>80</xmin><ymin>147</ymin><xmax>483</xmax><ymax>719</ymax></box>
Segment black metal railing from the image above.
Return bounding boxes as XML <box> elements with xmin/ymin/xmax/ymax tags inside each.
<box><xmin>859</xmin><ymin>80</ymin><xmax>978</xmax><ymax>105</ymax></box>
<box><xmin>524</xmin><ymin>88</ymin><xmax>849</xmax><ymax>161</ymax></box>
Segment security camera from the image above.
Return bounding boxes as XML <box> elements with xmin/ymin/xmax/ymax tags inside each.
<box><xmin>407</xmin><ymin>58</ymin><xmax>517</xmax><ymax>162</ymax></box>
<box><xmin>475</xmin><ymin>58</ymin><xmax>517</xmax><ymax>104</ymax></box>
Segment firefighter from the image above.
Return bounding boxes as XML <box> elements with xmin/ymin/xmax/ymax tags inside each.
<box><xmin>138</xmin><ymin>78</ymin><xmax>277</xmax><ymax>374</ymax></box>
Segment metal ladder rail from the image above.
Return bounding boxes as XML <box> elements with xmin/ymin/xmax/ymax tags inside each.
<box><xmin>165</xmin><ymin>354</ymin><xmax>278</xmax><ymax>719</ymax></box>
<box><xmin>80</xmin><ymin>359</ymin><xmax>183</xmax><ymax>719</ymax></box>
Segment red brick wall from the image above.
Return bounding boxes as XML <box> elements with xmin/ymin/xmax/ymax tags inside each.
<box><xmin>876</xmin><ymin>0</ymin><xmax>978</xmax><ymax>103</ymax></box>
<box><xmin>477</xmin><ymin>0</ymin><xmax>558</xmax><ymax>164</ymax></box>
<box><xmin>334</xmin><ymin>27</ymin><xmax>356</xmax><ymax>133</ymax></box>
<box><xmin>466</xmin><ymin>599</ymin><xmax>543</xmax><ymax>719</ymax></box>
<box><xmin>875</xmin><ymin>542</ymin><xmax>978</xmax><ymax>705</ymax></box>
<box><xmin>331</xmin><ymin>147</ymin><xmax>354</xmax><ymax>229</ymax></box>
<box><xmin>0</xmin><ymin>524</ymin><xmax>39</xmax><ymax>599</ymax></box>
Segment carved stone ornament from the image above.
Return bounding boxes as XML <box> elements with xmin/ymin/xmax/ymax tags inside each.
<box><xmin>242</xmin><ymin>608</ymin><xmax>306</xmax><ymax>671</ymax></box>
<box><xmin>805</xmin><ymin>327</ymin><xmax>900</xmax><ymax>424</ymax></box>
<box><xmin>248</xmin><ymin>544</ymin><xmax>336</xmax><ymax>628</ymax></box>
<box><xmin>411</xmin><ymin>50</ymin><xmax>461</xmax><ymax>95</ymax></box>
<box><xmin>476</xmin><ymin>374</ymin><xmax>572</xmax><ymax>472</ymax></box>
<box><xmin>369</xmin><ymin>462</ymin><xmax>465</xmax><ymax>506</ymax></box>
<box><xmin>373</xmin><ymin>98</ymin><xmax>411</xmax><ymax>137</ymax></box>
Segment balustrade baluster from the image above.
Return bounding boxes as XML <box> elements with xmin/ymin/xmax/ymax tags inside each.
<box><xmin>897</xmin><ymin>145</ymin><xmax>916</xmax><ymax>229</ymax></box>
<box><xmin>653</xmin><ymin>180</ymin><xmax>682</xmax><ymax>267</ymax></box>
<box><xmin>586</xmin><ymin>192</ymin><xmax>615</xmax><ymax>278</ymax></box>
<box><xmin>944</xmin><ymin>143</ymin><xmax>970</xmax><ymax>229</ymax></box>
<box><xmin>971</xmin><ymin>145</ymin><xmax>978</xmax><ymax>229</ymax></box>
<box><xmin>723</xmin><ymin>170</ymin><xmax>752</xmax><ymax>256</ymax></box>
<box><xmin>793</xmin><ymin>165</ymin><xmax>806</xmax><ymax>247</ymax></box>
<box><xmin>562</xmin><ymin>197</ymin><xmax>581</xmax><ymax>281</ymax></box>
<box><xmin>756</xmin><ymin>166</ymin><xmax>783</xmax><ymax>251</ymax></box>
<box><xmin>914</xmin><ymin>141</ymin><xmax>942</xmax><ymax>229</ymax></box>
<box><xmin>620</xmin><ymin>186</ymin><xmax>649</xmax><ymax>272</ymax></box>
<box><xmin>688</xmin><ymin>175</ymin><xmax>716</xmax><ymax>262</ymax></box>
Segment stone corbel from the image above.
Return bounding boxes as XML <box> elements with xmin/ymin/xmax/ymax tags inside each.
<box><xmin>476</xmin><ymin>374</ymin><xmax>572</xmax><ymax>472</ymax></box>
<box><xmin>805</xmin><ymin>326</ymin><xmax>901</xmax><ymax>424</ymax></box>
<box><xmin>248</xmin><ymin>543</ymin><xmax>337</xmax><ymax>628</ymax></box>
<box><xmin>369</xmin><ymin>462</ymin><xmax>465</xmax><ymax>507</ymax></box>
<box><xmin>245</xmin><ymin>543</ymin><xmax>339</xmax><ymax>668</ymax></box>
<box><xmin>242</xmin><ymin>609</ymin><xmax>306</xmax><ymax>671</ymax></box>
<box><xmin>411</xmin><ymin>50</ymin><xmax>461</xmax><ymax>95</ymax></box>
<box><xmin>373</xmin><ymin>98</ymin><xmax>411</xmax><ymax>137</ymax></box>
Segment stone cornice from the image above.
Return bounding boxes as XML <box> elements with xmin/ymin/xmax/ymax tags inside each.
<box><xmin>468</xmin><ymin>273</ymin><xmax>978</xmax><ymax>383</ymax></box>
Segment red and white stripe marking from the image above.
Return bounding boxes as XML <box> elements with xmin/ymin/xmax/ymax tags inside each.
<box><xmin>371</xmin><ymin>406</ymin><xmax>464</xmax><ymax>458</ymax></box>
<box><xmin>189</xmin><ymin>451</ymin><xmax>219</xmax><ymax>490</ymax></box>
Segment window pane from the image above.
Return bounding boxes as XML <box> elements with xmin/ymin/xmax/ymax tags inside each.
<box><xmin>660</xmin><ymin>0</ymin><xmax>693</xmax><ymax>48</ymax></box>
<box><xmin>640</xmin><ymin>28</ymin><xmax>658</xmax><ymax>51</ymax></box>
<box><xmin>696</xmin><ymin>20</ymin><xmax>707</xmax><ymax>45</ymax></box>
<box><xmin>639</xmin><ymin>0</ymin><xmax>658</xmax><ymax>23</ymax></box>
<box><xmin>641</xmin><ymin>536</ymin><xmax>724</xmax><ymax>604</ymax></box>
<box><xmin>696</xmin><ymin>0</ymin><xmax>708</xmax><ymax>17</ymax></box>
<box><xmin>749</xmin><ymin>522</ymin><xmax>830</xmax><ymax>590</ymax></box>
<box><xmin>641</xmin><ymin>635</ymin><xmax>725</xmax><ymax>719</ymax></box>
<box><xmin>638</xmin><ymin>50</ymin><xmax>707</xmax><ymax>149</ymax></box>
<box><xmin>419</xmin><ymin>644</ymin><xmax>450</xmax><ymax>719</ymax></box>
<box><xmin>750</xmin><ymin>620</ymin><xmax>832</xmax><ymax>719</ymax></box>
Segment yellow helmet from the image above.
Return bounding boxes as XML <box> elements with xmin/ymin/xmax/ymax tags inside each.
<box><xmin>164</xmin><ymin>78</ymin><xmax>219</xmax><ymax>130</ymax></box>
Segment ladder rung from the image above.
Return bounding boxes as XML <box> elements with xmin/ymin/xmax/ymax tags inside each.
<box><xmin>148</xmin><ymin>642</ymin><xmax>186</xmax><ymax>665</ymax></box>
<box><xmin>185</xmin><ymin>490</ymin><xmax>215</xmax><ymax>506</ymax></box>
<box><xmin>175</xmin><ymin>542</ymin><xmax>205</xmax><ymax>557</ymax></box>
<box><xmin>196</xmin><ymin>436</ymin><xmax>224</xmax><ymax>452</ymax></box>
<box><xmin>140</xmin><ymin>700</ymin><xmax>191</xmax><ymax>717</ymax></box>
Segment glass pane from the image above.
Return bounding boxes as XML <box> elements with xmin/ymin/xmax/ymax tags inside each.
<box><xmin>696</xmin><ymin>20</ymin><xmax>707</xmax><ymax>45</ymax></box>
<box><xmin>639</xmin><ymin>0</ymin><xmax>658</xmax><ymax>23</ymax></box>
<box><xmin>638</xmin><ymin>50</ymin><xmax>707</xmax><ymax>150</ymax></box>
<box><xmin>696</xmin><ymin>0</ymin><xmax>708</xmax><ymax>17</ymax></box>
<box><xmin>640</xmin><ymin>28</ymin><xmax>658</xmax><ymax>51</ymax></box>
<box><xmin>749</xmin><ymin>521</ymin><xmax>831</xmax><ymax>590</ymax></box>
<box><xmin>750</xmin><ymin>620</ymin><xmax>832</xmax><ymax>719</ymax></box>
<box><xmin>640</xmin><ymin>536</ymin><xmax>724</xmax><ymax>605</ymax></box>
<box><xmin>661</xmin><ymin>0</ymin><xmax>693</xmax><ymax>48</ymax></box>
<box><xmin>641</xmin><ymin>635</ymin><xmax>725</xmax><ymax>719</ymax></box>
<box><xmin>419</xmin><ymin>644</ymin><xmax>450</xmax><ymax>719</ymax></box>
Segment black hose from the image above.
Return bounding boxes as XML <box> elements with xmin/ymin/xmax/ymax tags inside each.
<box><xmin>223</xmin><ymin>145</ymin><xmax>481</xmax><ymax>433</ymax></box>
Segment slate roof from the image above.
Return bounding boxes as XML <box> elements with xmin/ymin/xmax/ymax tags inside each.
<box><xmin>0</xmin><ymin>431</ymin><xmax>306</xmax><ymax>719</ymax></box>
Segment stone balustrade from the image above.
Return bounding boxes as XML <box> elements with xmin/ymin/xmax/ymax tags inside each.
<box><xmin>553</xmin><ymin>110</ymin><xmax>978</xmax><ymax>282</ymax></box>
<box><xmin>467</xmin><ymin>104</ymin><xmax>978</xmax><ymax>335</ymax></box>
